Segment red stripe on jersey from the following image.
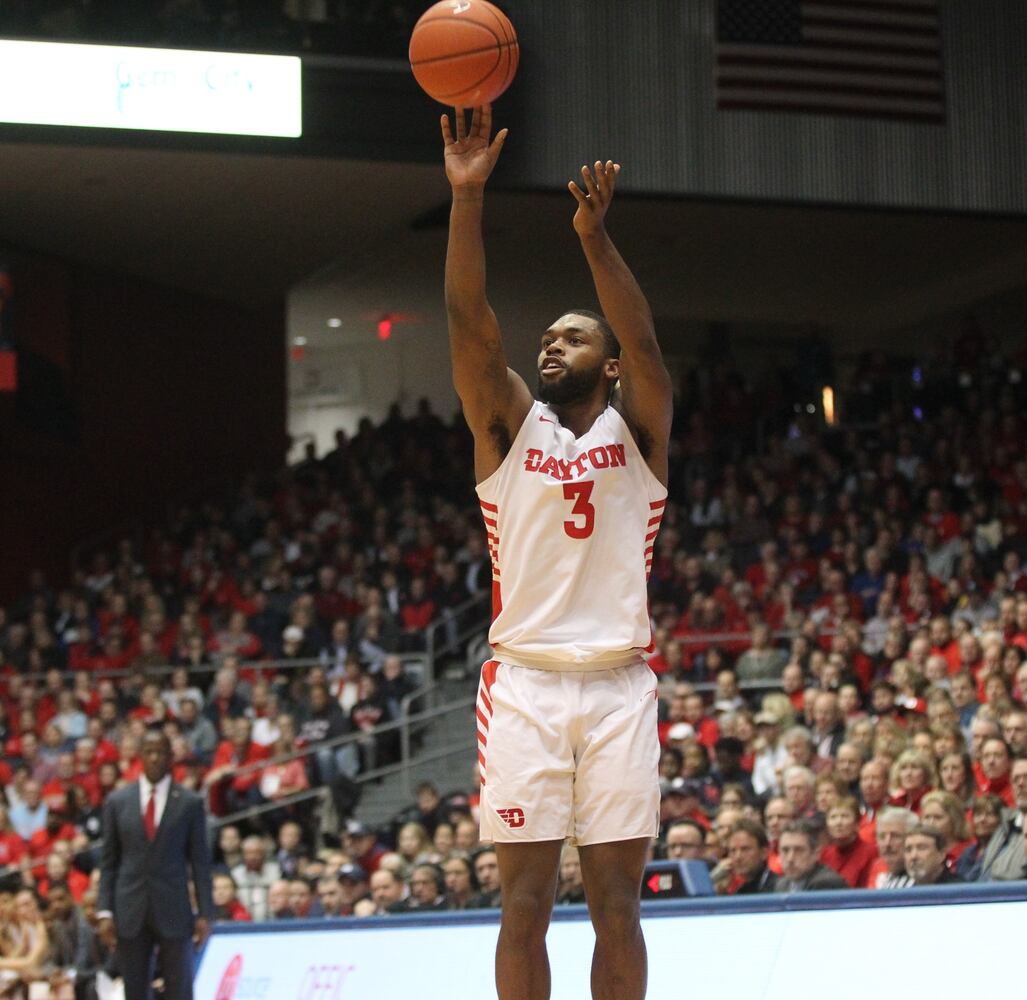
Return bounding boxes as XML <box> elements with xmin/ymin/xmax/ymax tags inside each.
<box><xmin>476</xmin><ymin>706</ymin><xmax>490</xmax><ymax>731</ymax></box>
<box><xmin>480</xmin><ymin>500</ymin><xmax>499</xmax><ymax>512</ymax></box>
<box><xmin>649</xmin><ymin>499</ymin><xmax>666</xmax><ymax>510</ymax></box>
<box><xmin>645</xmin><ymin>529</ymin><xmax>659</xmax><ymax>542</ymax></box>
<box><xmin>482</xmin><ymin>516</ymin><xmax>497</xmax><ymax>527</ymax></box>
<box><xmin>491</xmin><ymin>579</ymin><xmax>502</xmax><ymax>621</ymax></box>
<box><xmin>480</xmin><ymin>687</ymin><xmax>493</xmax><ymax>716</ymax></box>
<box><xmin>647</xmin><ymin>516</ymin><xmax>663</xmax><ymax>527</ymax></box>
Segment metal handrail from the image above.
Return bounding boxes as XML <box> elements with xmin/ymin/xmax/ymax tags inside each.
<box><xmin>208</xmin><ymin>692</ymin><xmax>477</xmax><ymax>829</ymax></box>
<box><xmin>422</xmin><ymin>590</ymin><xmax>491</xmax><ymax>685</ymax></box>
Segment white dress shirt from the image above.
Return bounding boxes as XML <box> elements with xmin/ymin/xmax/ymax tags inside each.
<box><xmin>139</xmin><ymin>773</ymin><xmax>172</xmax><ymax>829</ymax></box>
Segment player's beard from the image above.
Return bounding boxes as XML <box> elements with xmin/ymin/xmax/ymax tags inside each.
<box><xmin>537</xmin><ymin>360</ymin><xmax>605</xmax><ymax>406</ymax></box>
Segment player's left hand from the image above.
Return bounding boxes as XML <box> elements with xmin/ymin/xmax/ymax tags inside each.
<box><xmin>568</xmin><ymin>160</ymin><xmax>620</xmax><ymax>237</ymax></box>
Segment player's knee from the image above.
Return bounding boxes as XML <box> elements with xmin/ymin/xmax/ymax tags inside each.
<box><xmin>589</xmin><ymin>890</ymin><xmax>641</xmax><ymax>941</ymax></box>
<box><xmin>500</xmin><ymin>888</ymin><xmax>554</xmax><ymax>941</ymax></box>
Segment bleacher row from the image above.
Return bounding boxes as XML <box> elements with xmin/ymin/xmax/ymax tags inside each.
<box><xmin>2</xmin><ymin>337</ymin><xmax>1027</xmax><ymax>995</ymax></box>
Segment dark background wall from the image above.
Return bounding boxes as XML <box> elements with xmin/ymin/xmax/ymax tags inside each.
<box><xmin>0</xmin><ymin>256</ymin><xmax>283</xmax><ymax>600</ymax></box>
<box><xmin>496</xmin><ymin>0</ymin><xmax>1027</xmax><ymax>213</ymax></box>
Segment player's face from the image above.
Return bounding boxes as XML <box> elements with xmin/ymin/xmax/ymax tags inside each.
<box><xmin>536</xmin><ymin>315</ymin><xmax>613</xmax><ymax>406</ymax></box>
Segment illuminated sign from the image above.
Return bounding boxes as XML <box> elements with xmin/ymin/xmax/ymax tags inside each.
<box><xmin>0</xmin><ymin>40</ymin><xmax>301</xmax><ymax>137</ymax></box>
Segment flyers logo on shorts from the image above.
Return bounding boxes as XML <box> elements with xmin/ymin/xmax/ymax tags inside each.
<box><xmin>496</xmin><ymin>807</ymin><xmax>525</xmax><ymax>828</ymax></box>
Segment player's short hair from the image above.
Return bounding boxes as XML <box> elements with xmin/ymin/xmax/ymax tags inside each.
<box><xmin>567</xmin><ymin>309</ymin><xmax>620</xmax><ymax>359</ymax></box>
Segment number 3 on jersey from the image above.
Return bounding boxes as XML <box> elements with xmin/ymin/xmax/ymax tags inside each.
<box><xmin>563</xmin><ymin>481</ymin><xmax>595</xmax><ymax>539</ymax></box>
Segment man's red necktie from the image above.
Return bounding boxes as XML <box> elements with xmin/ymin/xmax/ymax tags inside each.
<box><xmin>144</xmin><ymin>788</ymin><xmax>157</xmax><ymax>841</ymax></box>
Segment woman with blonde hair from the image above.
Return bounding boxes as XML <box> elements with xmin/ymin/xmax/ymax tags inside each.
<box><xmin>0</xmin><ymin>889</ymin><xmax>50</xmax><ymax>998</ymax></box>
<box><xmin>887</xmin><ymin>748</ymin><xmax>937</xmax><ymax>812</ymax></box>
<box><xmin>919</xmin><ymin>789</ymin><xmax>973</xmax><ymax>869</ymax></box>
<box><xmin>396</xmin><ymin>822</ymin><xmax>432</xmax><ymax>877</ymax></box>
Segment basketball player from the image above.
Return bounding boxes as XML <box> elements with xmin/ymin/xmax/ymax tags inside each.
<box><xmin>441</xmin><ymin>104</ymin><xmax>672</xmax><ymax>1000</ymax></box>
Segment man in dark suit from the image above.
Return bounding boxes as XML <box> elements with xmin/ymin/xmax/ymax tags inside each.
<box><xmin>98</xmin><ymin>729</ymin><xmax>214</xmax><ymax>1000</ymax></box>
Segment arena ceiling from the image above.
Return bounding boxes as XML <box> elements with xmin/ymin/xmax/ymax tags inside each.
<box><xmin>2</xmin><ymin>139</ymin><xmax>1027</xmax><ymax>341</ymax></box>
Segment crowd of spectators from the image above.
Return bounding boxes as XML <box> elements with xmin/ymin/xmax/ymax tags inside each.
<box><xmin>0</xmin><ymin>1</ymin><xmax>431</xmax><ymax>58</ymax></box>
<box><xmin>1</xmin><ymin>331</ymin><xmax>1027</xmax><ymax>990</ymax></box>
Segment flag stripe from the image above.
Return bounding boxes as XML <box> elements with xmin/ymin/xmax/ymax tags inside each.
<box><xmin>717</xmin><ymin>71</ymin><xmax>943</xmax><ymax>94</ymax></box>
<box><xmin>716</xmin><ymin>99</ymin><xmax>943</xmax><ymax>122</ymax></box>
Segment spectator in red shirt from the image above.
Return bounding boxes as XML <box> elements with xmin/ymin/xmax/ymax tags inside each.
<box><xmin>821</xmin><ymin>797</ymin><xmax>878</xmax><ymax>887</ymax></box>
<box><xmin>781</xmin><ymin>662</ymin><xmax>806</xmax><ymax>714</ymax></box>
<box><xmin>36</xmin><ymin>851</ymin><xmax>90</xmax><ymax>903</ymax></box>
<box><xmin>212</xmin><ymin>872</ymin><xmax>252</xmax><ymax>922</ymax></box>
<box><xmin>858</xmin><ymin>758</ymin><xmax>890</xmax><ymax>843</ymax></box>
<box><xmin>975</xmin><ymin>736</ymin><xmax>1016</xmax><ymax>806</ymax></box>
<box><xmin>399</xmin><ymin>576</ymin><xmax>436</xmax><ymax>652</ymax></box>
<box><xmin>116</xmin><ymin>734</ymin><xmax>143</xmax><ymax>783</ymax></box>
<box><xmin>208</xmin><ymin>610</ymin><xmax>262</xmax><ymax>661</ymax></box>
<box><xmin>41</xmin><ymin>754</ymin><xmax>79</xmax><ymax>812</ymax></box>
<box><xmin>763</xmin><ymin>796</ymin><xmax>795</xmax><ymax>875</ymax></box>
<box><xmin>205</xmin><ymin>717</ymin><xmax>271</xmax><ymax>815</ymax></box>
<box><xmin>682</xmin><ymin>693</ymin><xmax>720</xmax><ymax>750</ymax></box>
<box><xmin>0</xmin><ymin>804</ymin><xmax>26</xmax><ymax>868</ymax></box>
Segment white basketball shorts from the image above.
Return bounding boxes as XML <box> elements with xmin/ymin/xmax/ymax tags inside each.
<box><xmin>476</xmin><ymin>659</ymin><xmax>661</xmax><ymax>846</ymax></box>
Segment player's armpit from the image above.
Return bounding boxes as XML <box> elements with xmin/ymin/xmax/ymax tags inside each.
<box><xmin>456</xmin><ymin>356</ymin><xmax>533</xmax><ymax>481</ymax></box>
<box><xmin>614</xmin><ymin>344</ymin><xmax>673</xmax><ymax>483</ymax></box>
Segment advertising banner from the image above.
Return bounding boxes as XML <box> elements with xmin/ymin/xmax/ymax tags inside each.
<box><xmin>194</xmin><ymin>888</ymin><xmax>1026</xmax><ymax>1000</ymax></box>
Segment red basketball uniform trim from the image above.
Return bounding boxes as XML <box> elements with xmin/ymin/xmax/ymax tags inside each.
<box><xmin>480</xmin><ymin>500</ymin><xmax>502</xmax><ymax>622</ymax></box>
<box><xmin>476</xmin><ymin>659</ymin><xmax>500</xmax><ymax>785</ymax></box>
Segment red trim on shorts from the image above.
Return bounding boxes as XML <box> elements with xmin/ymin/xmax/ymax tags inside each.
<box><xmin>477</xmin><ymin>660</ymin><xmax>500</xmax><ymax>786</ymax></box>
<box><xmin>649</xmin><ymin>499</ymin><xmax>666</xmax><ymax>510</ymax></box>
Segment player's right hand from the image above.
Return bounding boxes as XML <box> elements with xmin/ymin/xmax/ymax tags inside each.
<box><xmin>441</xmin><ymin>104</ymin><xmax>508</xmax><ymax>191</ymax></box>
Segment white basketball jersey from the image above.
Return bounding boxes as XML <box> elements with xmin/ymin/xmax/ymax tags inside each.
<box><xmin>476</xmin><ymin>400</ymin><xmax>667</xmax><ymax>671</ymax></box>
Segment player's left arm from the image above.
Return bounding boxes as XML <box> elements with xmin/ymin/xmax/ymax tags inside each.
<box><xmin>570</xmin><ymin>160</ymin><xmax>673</xmax><ymax>486</ymax></box>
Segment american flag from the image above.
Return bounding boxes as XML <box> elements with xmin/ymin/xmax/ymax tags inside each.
<box><xmin>715</xmin><ymin>0</ymin><xmax>945</xmax><ymax>123</ymax></box>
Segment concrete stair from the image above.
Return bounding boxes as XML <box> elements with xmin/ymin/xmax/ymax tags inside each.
<box><xmin>354</xmin><ymin>675</ymin><xmax>479</xmax><ymax>831</ymax></box>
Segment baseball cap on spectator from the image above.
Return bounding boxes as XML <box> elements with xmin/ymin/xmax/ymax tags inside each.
<box><xmin>754</xmin><ymin>711</ymin><xmax>781</xmax><ymax>726</ymax></box>
<box><xmin>337</xmin><ymin>862</ymin><xmax>367</xmax><ymax>882</ymax></box>
<box><xmin>345</xmin><ymin>820</ymin><xmax>374</xmax><ymax>838</ymax></box>
<box><xmin>283</xmin><ymin>625</ymin><xmax>304</xmax><ymax>643</ymax></box>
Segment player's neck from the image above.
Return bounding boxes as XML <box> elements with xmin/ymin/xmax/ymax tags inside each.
<box><xmin>548</xmin><ymin>395</ymin><xmax>608</xmax><ymax>438</ymax></box>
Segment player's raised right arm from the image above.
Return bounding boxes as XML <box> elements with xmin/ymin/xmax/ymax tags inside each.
<box><xmin>442</xmin><ymin>106</ymin><xmax>530</xmax><ymax>455</ymax></box>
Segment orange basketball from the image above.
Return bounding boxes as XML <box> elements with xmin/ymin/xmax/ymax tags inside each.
<box><xmin>409</xmin><ymin>0</ymin><xmax>519</xmax><ymax>107</ymax></box>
